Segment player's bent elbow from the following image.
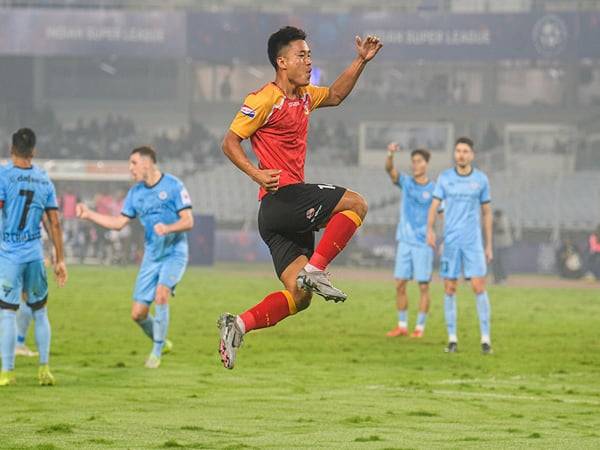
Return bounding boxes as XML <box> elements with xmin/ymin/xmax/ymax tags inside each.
<box><xmin>221</xmin><ymin>138</ymin><xmax>229</xmax><ymax>155</ymax></box>
<box><xmin>221</xmin><ymin>133</ymin><xmax>238</xmax><ymax>156</ymax></box>
<box><xmin>115</xmin><ymin>218</ymin><xmax>129</xmax><ymax>231</ymax></box>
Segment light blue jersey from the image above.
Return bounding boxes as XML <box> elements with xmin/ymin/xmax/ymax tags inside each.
<box><xmin>433</xmin><ymin>167</ymin><xmax>491</xmax><ymax>279</ymax></box>
<box><xmin>433</xmin><ymin>167</ymin><xmax>490</xmax><ymax>249</ymax></box>
<box><xmin>393</xmin><ymin>173</ymin><xmax>435</xmax><ymax>282</ymax></box>
<box><xmin>0</xmin><ymin>163</ymin><xmax>58</xmax><ymax>264</ymax></box>
<box><xmin>395</xmin><ymin>173</ymin><xmax>435</xmax><ymax>246</ymax></box>
<box><xmin>121</xmin><ymin>173</ymin><xmax>192</xmax><ymax>261</ymax></box>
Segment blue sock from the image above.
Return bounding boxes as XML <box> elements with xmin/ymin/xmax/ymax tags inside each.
<box><xmin>151</xmin><ymin>304</ymin><xmax>169</xmax><ymax>358</ymax></box>
<box><xmin>1</xmin><ymin>309</ymin><xmax>17</xmax><ymax>371</ymax></box>
<box><xmin>136</xmin><ymin>314</ymin><xmax>155</xmax><ymax>340</ymax></box>
<box><xmin>397</xmin><ymin>309</ymin><xmax>408</xmax><ymax>328</ymax></box>
<box><xmin>416</xmin><ymin>312</ymin><xmax>427</xmax><ymax>330</ymax></box>
<box><xmin>33</xmin><ymin>307</ymin><xmax>51</xmax><ymax>365</ymax></box>
<box><xmin>476</xmin><ymin>291</ymin><xmax>491</xmax><ymax>343</ymax></box>
<box><xmin>16</xmin><ymin>304</ymin><xmax>33</xmax><ymax>345</ymax></box>
<box><xmin>444</xmin><ymin>294</ymin><xmax>457</xmax><ymax>342</ymax></box>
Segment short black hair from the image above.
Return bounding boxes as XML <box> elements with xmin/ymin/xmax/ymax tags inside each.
<box><xmin>455</xmin><ymin>136</ymin><xmax>474</xmax><ymax>150</ymax></box>
<box><xmin>131</xmin><ymin>146</ymin><xmax>157</xmax><ymax>163</ymax></box>
<box><xmin>12</xmin><ymin>128</ymin><xmax>36</xmax><ymax>158</ymax></box>
<box><xmin>411</xmin><ymin>148</ymin><xmax>431</xmax><ymax>163</ymax></box>
<box><xmin>268</xmin><ymin>26</ymin><xmax>307</xmax><ymax>70</ymax></box>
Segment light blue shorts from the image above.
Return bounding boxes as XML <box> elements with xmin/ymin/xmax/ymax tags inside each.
<box><xmin>0</xmin><ymin>255</ymin><xmax>48</xmax><ymax>308</ymax></box>
<box><xmin>440</xmin><ymin>245</ymin><xmax>487</xmax><ymax>280</ymax></box>
<box><xmin>394</xmin><ymin>242</ymin><xmax>434</xmax><ymax>283</ymax></box>
<box><xmin>133</xmin><ymin>253</ymin><xmax>188</xmax><ymax>305</ymax></box>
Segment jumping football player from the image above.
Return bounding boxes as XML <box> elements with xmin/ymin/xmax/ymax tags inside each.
<box><xmin>218</xmin><ymin>26</ymin><xmax>382</xmax><ymax>369</ymax></box>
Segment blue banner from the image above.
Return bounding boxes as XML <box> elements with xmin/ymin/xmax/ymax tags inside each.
<box><xmin>187</xmin><ymin>11</ymin><xmax>591</xmax><ymax>63</ymax></box>
<box><xmin>0</xmin><ymin>8</ymin><xmax>598</xmax><ymax>62</ymax></box>
<box><xmin>0</xmin><ymin>8</ymin><xmax>186</xmax><ymax>58</ymax></box>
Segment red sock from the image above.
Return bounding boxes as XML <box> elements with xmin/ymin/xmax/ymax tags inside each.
<box><xmin>239</xmin><ymin>290</ymin><xmax>296</xmax><ymax>333</ymax></box>
<box><xmin>309</xmin><ymin>210</ymin><xmax>362</xmax><ymax>270</ymax></box>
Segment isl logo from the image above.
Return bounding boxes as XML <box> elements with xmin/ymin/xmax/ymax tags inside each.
<box><xmin>532</xmin><ymin>14</ymin><xmax>568</xmax><ymax>58</ymax></box>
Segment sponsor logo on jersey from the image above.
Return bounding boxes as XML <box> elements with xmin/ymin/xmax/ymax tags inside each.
<box><xmin>422</xmin><ymin>191</ymin><xmax>431</xmax><ymax>199</ymax></box>
<box><xmin>470</xmin><ymin>182</ymin><xmax>480</xmax><ymax>190</ymax></box>
<box><xmin>159</xmin><ymin>191</ymin><xmax>168</xmax><ymax>200</ymax></box>
<box><xmin>240</xmin><ymin>105</ymin><xmax>256</xmax><ymax>118</ymax></box>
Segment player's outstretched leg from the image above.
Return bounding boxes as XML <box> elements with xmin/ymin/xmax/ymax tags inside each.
<box><xmin>0</xmin><ymin>308</ymin><xmax>18</xmax><ymax>386</ymax></box>
<box><xmin>297</xmin><ymin>190</ymin><xmax>367</xmax><ymax>302</ymax></box>
<box><xmin>16</xmin><ymin>302</ymin><xmax>38</xmax><ymax>357</ymax></box>
<box><xmin>219</xmin><ymin>257</ymin><xmax>312</xmax><ymax>369</ymax></box>
<box><xmin>218</xmin><ymin>290</ymin><xmax>297</xmax><ymax>369</ymax></box>
<box><xmin>32</xmin><ymin>305</ymin><xmax>54</xmax><ymax>386</ymax></box>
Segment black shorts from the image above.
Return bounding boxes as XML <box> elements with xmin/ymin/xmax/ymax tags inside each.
<box><xmin>258</xmin><ymin>183</ymin><xmax>347</xmax><ymax>278</ymax></box>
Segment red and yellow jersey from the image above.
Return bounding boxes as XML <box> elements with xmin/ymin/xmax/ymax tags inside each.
<box><xmin>229</xmin><ymin>82</ymin><xmax>330</xmax><ymax>199</ymax></box>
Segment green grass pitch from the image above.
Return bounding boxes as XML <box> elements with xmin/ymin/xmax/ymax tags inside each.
<box><xmin>2</xmin><ymin>265</ymin><xmax>599</xmax><ymax>449</ymax></box>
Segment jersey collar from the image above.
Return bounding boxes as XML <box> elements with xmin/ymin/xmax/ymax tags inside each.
<box><xmin>144</xmin><ymin>173</ymin><xmax>164</xmax><ymax>189</ymax></box>
<box><xmin>454</xmin><ymin>166</ymin><xmax>473</xmax><ymax>177</ymax></box>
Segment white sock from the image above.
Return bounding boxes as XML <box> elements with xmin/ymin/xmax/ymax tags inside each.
<box><xmin>448</xmin><ymin>334</ymin><xmax>458</xmax><ymax>343</ymax></box>
<box><xmin>481</xmin><ymin>335</ymin><xmax>491</xmax><ymax>345</ymax></box>
<box><xmin>304</xmin><ymin>263</ymin><xmax>321</xmax><ymax>273</ymax></box>
<box><xmin>398</xmin><ymin>321</ymin><xmax>408</xmax><ymax>329</ymax></box>
<box><xmin>415</xmin><ymin>324</ymin><xmax>424</xmax><ymax>332</ymax></box>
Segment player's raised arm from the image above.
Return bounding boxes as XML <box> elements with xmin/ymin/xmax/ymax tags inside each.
<box><xmin>222</xmin><ymin>131</ymin><xmax>282</xmax><ymax>192</ymax></box>
<box><xmin>319</xmin><ymin>35</ymin><xmax>382</xmax><ymax>107</ymax></box>
<box><xmin>385</xmin><ymin>142</ymin><xmax>400</xmax><ymax>184</ymax></box>
<box><xmin>45</xmin><ymin>209</ymin><xmax>67</xmax><ymax>287</ymax></box>
<box><xmin>76</xmin><ymin>202</ymin><xmax>130</xmax><ymax>231</ymax></box>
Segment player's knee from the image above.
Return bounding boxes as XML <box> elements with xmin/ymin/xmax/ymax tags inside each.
<box><xmin>155</xmin><ymin>294</ymin><xmax>169</xmax><ymax>305</ymax></box>
<box><xmin>444</xmin><ymin>283</ymin><xmax>457</xmax><ymax>296</ymax></box>
<box><xmin>471</xmin><ymin>280</ymin><xmax>486</xmax><ymax>295</ymax></box>
<box><xmin>418</xmin><ymin>282</ymin><xmax>429</xmax><ymax>294</ymax></box>
<box><xmin>131</xmin><ymin>310</ymin><xmax>147</xmax><ymax>322</ymax></box>
<box><xmin>396</xmin><ymin>280</ymin><xmax>408</xmax><ymax>294</ymax></box>
<box><xmin>155</xmin><ymin>286</ymin><xmax>171</xmax><ymax>305</ymax></box>
<box><xmin>351</xmin><ymin>193</ymin><xmax>368</xmax><ymax>220</ymax></box>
